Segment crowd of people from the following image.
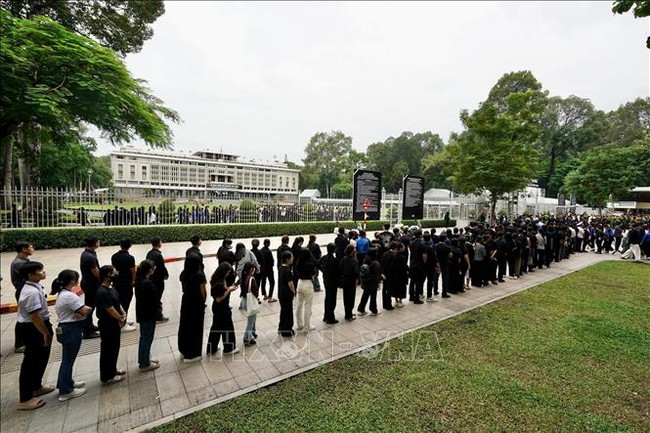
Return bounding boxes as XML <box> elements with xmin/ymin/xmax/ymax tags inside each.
<box><xmin>7</xmin><ymin>212</ymin><xmax>649</xmax><ymax>409</ymax></box>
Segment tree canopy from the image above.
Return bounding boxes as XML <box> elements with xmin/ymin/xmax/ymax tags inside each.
<box><xmin>0</xmin><ymin>10</ymin><xmax>179</xmax><ymax>150</ymax></box>
<box><xmin>0</xmin><ymin>0</ymin><xmax>165</xmax><ymax>55</ymax></box>
<box><xmin>612</xmin><ymin>0</ymin><xmax>650</xmax><ymax>48</ymax></box>
<box><xmin>302</xmin><ymin>130</ymin><xmax>354</xmax><ymax>198</ymax></box>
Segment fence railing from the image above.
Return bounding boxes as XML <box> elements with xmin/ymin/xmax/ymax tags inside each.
<box><xmin>1</xmin><ymin>187</ymin><xmax>495</xmax><ymax>229</ymax></box>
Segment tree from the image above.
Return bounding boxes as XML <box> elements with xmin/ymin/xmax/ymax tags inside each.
<box><xmin>536</xmin><ymin>95</ymin><xmax>608</xmax><ymax>196</ymax></box>
<box><xmin>366</xmin><ymin>131</ymin><xmax>444</xmax><ymax>192</ymax></box>
<box><xmin>437</xmin><ymin>71</ymin><xmax>547</xmax><ymax>222</ymax></box>
<box><xmin>0</xmin><ymin>11</ymin><xmax>180</xmax><ymax>187</ymax></box>
<box><xmin>563</xmin><ymin>138</ymin><xmax>650</xmax><ymax>212</ymax></box>
<box><xmin>604</xmin><ymin>97</ymin><xmax>650</xmax><ymax>147</ymax></box>
<box><xmin>1</xmin><ymin>0</ymin><xmax>165</xmax><ymax>55</ymax></box>
<box><xmin>612</xmin><ymin>0</ymin><xmax>650</xmax><ymax>48</ymax></box>
<box><xmin>303</xmin><ymin>131</ymin><xmax>353</xmax><ymax>198</ymax></box>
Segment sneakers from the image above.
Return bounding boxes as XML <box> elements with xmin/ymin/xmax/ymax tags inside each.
<box><xmin>307</xmin><ymin>325</ymin><xmax>316</xmax><ymax>331</ymax></box>
<box><xmin>370</xmin><ymin>311</ymin><xmax>381</xmax><ymax>316</ymax></box>
<box><xmin>267</xmin><ymin>298</ymin><xmax>277</xmax><ymax>303</ymax></box>
<box><xmin>14</xmin><ymin>346</ymin><xmax>25</xmax><ymax>353</ymax></box>
<box><xmin>121</xmin><ymin>324</ymin><xmax>136</xmax><ymax>332</ymax></box>
<box><xmin>58</xmin><ymin>387</ymin><xmax>87</xmax><ymax>402</ymax></box>
<box><xmin>83</xmin><ymin>331</ymin><xmax>100</xmax><ymax>339</ymax></box>
<box><xmin>224</xmin><ymin>347</ymin><xmax>240</xmax><ymax>355</ymax></box>
<box><xmin>442</xmin><ymin>294</ymin><xmax>451</xmax><ymax>298</ymax></box>
<box><xmin>426</xmin><ymin>297</ymin><xmax>438</xmax><ymax>303</ymax></box>
<box><xmin>73</xmin><ymin>381</ymin><xmax>86</xmax><ymax>388</ymax></box>
<box><xmin>102</xmin><ymin>374</ymin><xmax>126</xmax><ymax>385</ymax></box>
<box><xmin>357</xmin><ymin>311</ymin><xmax>368</xmax><ymax>316</ymax></box>
<box><xmin>396</xmin><ymin>301</ymin><xmax>404</xmax><ymax>308</ymax></box>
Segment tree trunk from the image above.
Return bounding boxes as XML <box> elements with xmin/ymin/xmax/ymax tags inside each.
<box><xmin>490</xmin><ymin>194</ymin><xmax>497</xmax><ymax>225</ymax></box>
<box><xmin>546</xmin><ymin>146</ymin><xmax>557</xmax><ymax>197</ymax></box>
<box><xmin>1</xmin><ymin>135</ymin><xmax>13</xmax><ymax>191</ymax></box>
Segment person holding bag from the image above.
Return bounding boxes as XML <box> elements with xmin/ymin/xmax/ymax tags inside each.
<box><xmin>240</xmin><ymin>262</ymin><xmax>259</xmax><ymax>346</ymax></box>
<box><xmin>207</xmin><ymin>263</ymin><xmax>240</xmax><ymax>356</ymax></box>
<box><xmin>52</xmin><ymin>270</ymin><xmax>91</xmax><ymax>401</ymax></box>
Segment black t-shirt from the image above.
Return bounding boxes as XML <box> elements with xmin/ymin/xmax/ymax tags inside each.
<box><xmin>111</xmin><ymin>250</ymin><xmax>135</xmax><ymax>287</ymax></box>
<box><xmin>409</xmin><ymin>239</ymin><xmax>426</xmax><ymax>268</ymax></box>
<box><xmin>146</xmin><ymin>248</ymin><xmax>169</xmax><ymax>283</ymax></box>
<box><xmin>278</xmin><ymin>266</ymin><xmax>294</xmax><ymax>299</ymax></box>
<box><xmin>276</xmin><ymin>244</ymin><xmax>291</xmax><ymax>269</ymax></box>
<box><xmin>211</xmin><ymin>280</ymin><xmax>230</xmax><ymax>312</ymax></box>
<box><xmin>96</xmin><ymin>284</ymin><xmax>120</xmax><ymax>322</ymax></box>
<box><xmin>80</xmin><ymin>248</ymin><xmax>100</xmax><ymax>289</ymax></box>
<box><xmin>182</xmin><ymin>272</ymin><xmax>207</xmax><ymax>303</ymax></box>
<box><xmin>434</xmin><ymin>242</ymin><xmax>452</xmax><ymax>266</ymax></box>
<box><xmin>260</xmin><ymin>246</ymin><xmax>274</xmax><ymax>269</ymax></box>
<box><xmin>135</xmin><ymin>278</ymin><xmax>158</xmax><ymax>323</ymax></box>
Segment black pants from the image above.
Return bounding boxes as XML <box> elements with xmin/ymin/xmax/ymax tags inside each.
<box><xmin>115</xmin><ymin>284</ymin><xmax>134</xmax><ymax>315</ymax></box>
<box><xmin>537</xmin><ymin>249</ymin><xmax>546</xmax><ymax>269</ymax></box>
<box><xmin>382</xmin><ymin>281</ymin><xmax>393</xmax><ymax>309</ymax></box>
<box><xmin>152</xmin><ymin>278</ymin><xmax>165</xmax><ymax>319</ymax></box>
<box><xmin>425</xmin><ymin>270</ymin><xmax>438</xmax><ymax>298</ymax></box>
<box><xmin>98</xmin><ymin>319</ymin><xmax>121</xmax><ymax>382</ymax></box>
<box><xmin>497</xmin><ymin>257</ymin><xmax>507</xmax><ymax>281</ymax></box>
<box><xmin>278</xmin><ymin>294</ymin><xmax>294</xmax><ymax>335</ymax></box>
<box><xmin>14</xmin><ymin>288</ymin><xmax>24</xmax><ymax>348</ymax></box>
<box><xmin>358</xmin><ymin>286</ymin><xmax>378</xmax><ymax>314</ymax></box>
<box><xmin>323</xmin><ymin>279</ymin><xmax>338</xmax><ymax>322</ymax></box>
<box><xmin>507</xmin><ymin>257</ymin><xmax>517</xmax><ymax>277</ymax></box>
<box><xmin>19</xmin><ymin>321</ymin><xmax>53</xmax><ymax>402</ymax></box>
<box><xmin>207</xmin><ymin>304</ymin><xmax>236</xmax><ymax>354</ymax></box>
<box><xmin>342</xmin><ymin>280</ymin><xmax>357</xmax><ymax>319</ymax></box>
<box><xmin>82</xmin><ymin>283</ymin><xmax>98</xmax><ymax>335</ymax></box>
<box><xmin>260</xmin><ymin>267</ymin><xmax>275</xmax><ymax>298</ymax></box>
<box><xmin>409</xmin><ymin>267</ymin><xmax>425</xmax><ymax>300</ymax></box>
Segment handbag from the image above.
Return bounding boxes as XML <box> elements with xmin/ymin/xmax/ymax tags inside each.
<box><xmin>246</xmin><ymin>292</ymin><xmax>259</xmax><ymax>316</ymax></box>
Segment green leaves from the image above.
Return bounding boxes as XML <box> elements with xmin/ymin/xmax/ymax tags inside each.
<box><xmin>0</xmin><ymin>9</ymin><xmax>180</xmax><ymax>149</ymax></box>
<box><xmin>612</xmin><ymin>0</ymin><xmax>650</xmax><ymax>48</ymax></box>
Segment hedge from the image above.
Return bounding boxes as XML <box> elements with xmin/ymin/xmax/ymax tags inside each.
<box><xmin>1</xmin><ymin>219</ymin><xmax>455</xmax><ymax>251</ymax></box>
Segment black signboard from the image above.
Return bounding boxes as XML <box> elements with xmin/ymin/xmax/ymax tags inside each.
<box><xmin>402</xmin><ymin>175</ymin><xmax>424</xmax><ymax>219</ymax></box>
<box><xmin>570</xmin><ymin>194</ymin><xmax>576</xmax><ymax>206</ymax></box>
<box><xmin>352</xmin><ymin>169</ymin><xmax>382</xmax><ymax>221</ymax></box>
<box><xmin>558</xmin><ymin>193</ymin><xmax>566</xmax><ymax>206</ymax></box>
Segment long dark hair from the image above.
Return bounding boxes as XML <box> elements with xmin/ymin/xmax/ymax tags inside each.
<box><xmin>51</xmin><ymin>269</ymin><xmax>80</xmax><ymax>295</ymax></box>
<box><xmin>181</xmin><ymin>253</ymin><xmax>202</xmax><ymax>283</ymax></box>
<box><xmin>210</xmin><ymin>262</ymin><xmax>232</xmax><ymax>286</ymax></box>
<box><xmin>136</xmin><ymin>259</ymin><xmax>155</xmax><ymax>284</ymax></box>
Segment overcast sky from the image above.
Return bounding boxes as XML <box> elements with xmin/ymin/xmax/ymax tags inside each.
<box><xmin>95</xmin><ymin>1</ymin><xmax>649</xmax><ymax>164</ymax></box>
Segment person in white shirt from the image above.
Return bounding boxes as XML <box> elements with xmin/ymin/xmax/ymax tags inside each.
<box><xmin>52</xmin><ymin>270</ymin><xmax>92</xmax><ymax>401</ymax></box>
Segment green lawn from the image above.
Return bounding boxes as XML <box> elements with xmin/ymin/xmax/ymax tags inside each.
<box><xmin>150</xmin><ymin>261</ymin><xmax>650</xmax><ymax>433</ymax></box>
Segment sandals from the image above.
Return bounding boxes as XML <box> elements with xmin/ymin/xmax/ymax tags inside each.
<box><xmin>33</xmin><ymin>384</ymin><xmax>55</xmax><ymax>397</ymax></box>
<box><xmin>17</xmin><ymin>398</ymin><xmax>45</xmax><ymax>410</ymax></box>
<box><xmin>116</xmin><ymin>369</ymin><xmax>126</xmax><ymax>376</ymax></box>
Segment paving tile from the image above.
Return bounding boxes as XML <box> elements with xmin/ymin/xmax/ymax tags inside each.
<box><xmin>27</xmin><ymin>398</ymin><xmax>66</xmax><ymax>433</ymax></box>
<box><xmin>213</xmin><ymin>378</ymin><xmax>241</xmax><ymax>398</ymax></box>
<box><xmin>233</xmin><ymin>371</ymin><xmax>260</xmax><ymax>389</ymax></box>
<box><xmin>178</xmin><ymin>363</ymin><xmax>209</xmax><ymax>392</ymax></box>
<box><xmin>131</xmin><ymin>404</ymin><xmax>162</xmax><ymax>430</ymax></box>
<box><xmin>160</xmin><ymin>394</ymin><xmax>192</xmax><ymax>417</ymax></box>
<box><xmin>155</xmin><ymin>371</ymin><xmax>186</xmax><ymax>400</ymax></box>
<box><xmin>97</xmin><ymin>413</ymin><xmax>132</xmax><ymax>433</ymax></box>
<box><xmin>62</xmin><ymin>389</ymin><xmax>100</xmax><ymax>433</ymax></box>
<box><xmin>129</xmin><ymin>376</ymin><xmax>160</xmax><ymax>411</ymax></box>
<box><xmin>98</xmin><ymin>381</ymin><xmax>131</xmax><ymax>422</ymax></box>
<box><xmin>186</xmin><ymin>385</ymin><xmax>217</xmax><ymax>405</ymax></box>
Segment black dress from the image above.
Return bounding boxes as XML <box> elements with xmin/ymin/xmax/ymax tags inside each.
<box><xmin>387</xmin><ymin>253</ymin><xmax>408</xmax><ymax>299</ymax></box>
<box><xmin>178</xmin><ymin>272</ymin><xmax>206</xmax><ymax>359</ymax></box>
<box><xmin>340</xmin><ymin>256</ymin><xmax>359</xmax><ymax>319</ymax></box>
<box><xmin>206</xmin><ymin>280</ymin><xmax>236</xmax><ymax>354</ymax></box>
<box><xmin>277</xmin><ymin>266</ymin><xmax>295</xmax><ymax>336</ymax></box>
<box><xmin>96</xmin><ymin>284</ymin><xmax>122</xmax><ymax>382</ymax></box>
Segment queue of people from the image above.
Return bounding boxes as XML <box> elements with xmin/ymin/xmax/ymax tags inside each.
<box><xmin>8</xmin><ymin>213</ymin><xmax>648</xmax><ymax>410</ymax></box>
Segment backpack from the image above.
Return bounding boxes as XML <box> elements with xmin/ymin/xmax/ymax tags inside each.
<box><xmin>359</xmin><ymin>264</ymin><xmax>371</xmax><ymax>284</ymax></box>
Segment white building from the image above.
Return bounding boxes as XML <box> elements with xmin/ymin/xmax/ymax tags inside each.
<box><xmin>110</xmin><ymin>147</ymin><xmax>300</xmax><ymax>200</ymax></box>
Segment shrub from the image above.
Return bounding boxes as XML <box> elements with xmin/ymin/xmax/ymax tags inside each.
<box><xmin>0</xmin><ymin>219</ymin><xmax>455</xmax><ymax>251</ymax></box>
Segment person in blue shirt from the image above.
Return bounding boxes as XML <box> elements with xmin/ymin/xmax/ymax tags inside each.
<box><xmin>355</xmin><ymin>230</ymin><xmax>370</xmax><ymax>265</ymax></box>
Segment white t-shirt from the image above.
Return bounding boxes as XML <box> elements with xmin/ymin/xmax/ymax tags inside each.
<box><xmin>56</xmin><ymin>289</ymin><xmax>86</xmax><ymax>323</ymax></box>
<box><xmin>17</xmin><ymin>282</ymin><xmax>50</xmax><ymax>323</ymax></box>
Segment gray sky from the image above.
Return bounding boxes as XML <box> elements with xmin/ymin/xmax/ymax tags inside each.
<box><xmin>94</xmin><ymin>1</ymin><xmax>650</xmax><ymax>164</ymax></box>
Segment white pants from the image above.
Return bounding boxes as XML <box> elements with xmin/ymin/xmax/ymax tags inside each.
<box><xmin>630</xmin><ymin>244</ymin><xmax>642</xmax><ymax>261</ymax></box>
<box><xmin>296</xmin><ymin>279</ymin><xmax>314</xmax><ymax>329</ymax></box>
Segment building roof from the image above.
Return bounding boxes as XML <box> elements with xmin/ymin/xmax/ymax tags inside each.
<box><xmin>300</xmin><ymin>189</ymin><xmax>321</xmax><ymax>199</ymax></box>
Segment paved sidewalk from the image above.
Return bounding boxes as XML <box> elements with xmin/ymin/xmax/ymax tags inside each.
<box><xmin>0</xmin><ymin>237</ymin><xmax>615</xmax><ymax>433</ymax></box>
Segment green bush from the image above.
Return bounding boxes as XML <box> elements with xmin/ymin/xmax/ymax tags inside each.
<box><xmin>1</xmin><ymin>219</ymin><xmax>455</xmax><ymax>251</ymax></box>
<box><xmin>237</xmin><ymin>199</ymin><xmax>257</xmax><ymax>224</ymax></box>
<box><xmin>158</xmin><ymin>199</ymin><xmax>175</xmax><ymax>224</ymax></box>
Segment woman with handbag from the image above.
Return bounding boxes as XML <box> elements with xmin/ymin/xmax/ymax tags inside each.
<box><xmin>240</xmin><ymin>262</ymin><xmax>259</xmax><ymax>346</ymax></box>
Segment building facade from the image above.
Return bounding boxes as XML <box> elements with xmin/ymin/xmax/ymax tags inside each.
<box><xmin>110</xmin><ymin>147</ymin><xmax>300</xmax><ymax>200</ymax></box>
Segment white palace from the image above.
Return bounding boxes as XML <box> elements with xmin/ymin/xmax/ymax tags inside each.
<box><xmin>110</xmin><ymin>147</ymin><xmax>300</xmax><ymax>200</ymax></box>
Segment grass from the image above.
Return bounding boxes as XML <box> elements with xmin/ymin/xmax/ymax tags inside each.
<box><xmin>149</xmin><ymin>261</ymin><xmax>650</xmax><ymax>433</ymax></box>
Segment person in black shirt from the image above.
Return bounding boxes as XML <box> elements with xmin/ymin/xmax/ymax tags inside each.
<box><xmin>334</xmin><ymin>227</ymin><xmax>348</xmax><ymax>262</ymax></box>
<box><xmin>96</xmin><ymin>265</ymin><xmax>126</xmax><ymax>384</ymax></box>
<box><xmin>259</xmin><ymin>239</ymin><xmax>276</xmax><ymax>302</ymax></box>
<box><xmin>217</xmin><ymin>239</ymin><xmax>236</xmax><ymax>285</ymax></box>
<box><xmin>135</xmin><ymin>260</ymin><xmax>159</xmax><ymax>372</ymax></box>
<box><xmin>340</xmin><ymin>245</ymin><xmax>360</xmax><ymax>320</ymax></box>
<box><xmin>318</xmin><ymin>243</ymin><xmax>340</xmax><ymax>324</ymax></box>
<box><xmin>307</xmin><ymin>234</ymin><xmax>322</xmax><ymax>292</ymax></box>
<box><xmin>111</xmin><ymin>239</ymin><xmax>136</xmax><ymax>332</ymax></box>
<box><xmin>408</xmin><ymin>230</ymin><xmax>426</xmax><ymax>304</ymax></box>
<box><xmin>80</xmin><ymin>236</ymin><xmax>101</xmax><ymax>339</ymax></box>
<box><xmin>276</xmin><ymin>235</ymin><xmax>291</xmax><ymax>272</ymax></box>
<box><xmin>186</xmin><ymin>235</ymin><xmax>204</xmax><ymax>268</ymax></box>
<box><xmin>250</xmin><ymin>239</ymin><xmax>263</xmax><ymax>287</ymax></box>
<box><xmin>434</xmin><ymin>235</ymin><xmax>452</xmax><ymax>298</ymax></box>
<box><xmin>178</xmin><ymin>254</ymin><xmax>207</xmax><ymax>362</ymax></box>
<box><xmin>206</xmin><ymin>263</ymin><xmax>239</xmax><ymax>355</ymax></box>
<box><xmin>146</xmin><ymin>237</ymin><xmax>170</xmax><ymax>323</ymax></box>
<box><xmin>277</xmin><ymin>251</ymin><xmax>296</xmax><ymax>337</ymax></box>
